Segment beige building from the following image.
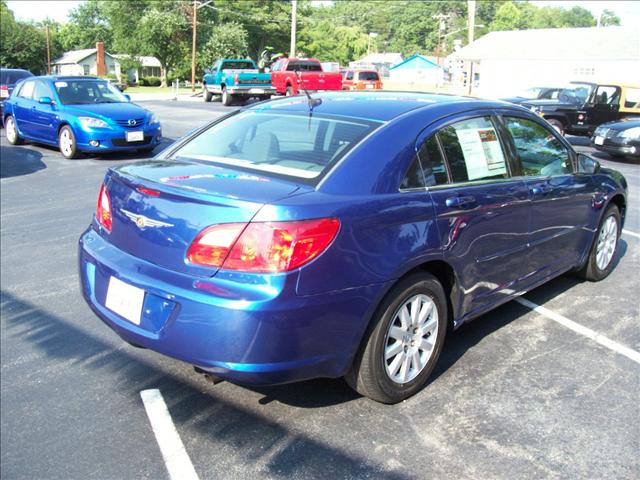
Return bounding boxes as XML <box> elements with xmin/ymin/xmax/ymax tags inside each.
<box><xmin>448</xmin><ymin>26</ymin><xmax>640</xmax><ymax>98</ymax></box>
<box><xmin>53</xmin><ymin>42</ymin><xmax>117</xmax><ymax>77</ymax></box>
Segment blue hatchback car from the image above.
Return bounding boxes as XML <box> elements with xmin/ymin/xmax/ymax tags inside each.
<box><xmin>3</xmin><ymin>76</ymin><xmax>161</xmax><ymax>158</ymax></box>
<box><xmin>79</xmin><ymin>92</ymin><xmax>627</xmax><ymax>403</ymax></box>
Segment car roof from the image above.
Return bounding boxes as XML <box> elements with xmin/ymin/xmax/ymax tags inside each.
<box><xmin>247</xmin><ymin>91</ymin><xmax>504</xmax><ymax>122</ymax></box>
<box><xmin>34</xmin><ymin>75</ymin><xmax>103</xmax><ymax>82</ymax></box>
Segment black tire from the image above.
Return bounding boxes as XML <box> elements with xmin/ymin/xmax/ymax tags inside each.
<box><xmin>221</xmin><ymin>87</ymin><xmax>233</xmax><ymax>106</ymax></box>
<box><xmin>5</xmin><ymin>115</ymin><xmax>23</xmax><ymax>145</ymax></box>
<box><xmin>546</xmin><ymin>118</ymin><xmax>565</xmax><ymax>136</ymax></box>
<box><xmin>575</xmin><ymin>204</ymin><xmax>621</xmax><ymax>281</ymax></box>
<box><xmin>203</xmin><ymin>86</ymin><xmax>213</xmax><ymax>102</ymax></box>
<box><xmin>285</xmin><ymin>85</ymin><xmax>294</xmax><ymax>97</ymax></box>
<box><xmin>345</xmin><ymin>272</ymin><xmax>447</xmax><ymax>404</ymax></box>
<box><xmin>58</xmin><ymin>125</ymin><xmax>80</xmax><ymax>159</ymax></box>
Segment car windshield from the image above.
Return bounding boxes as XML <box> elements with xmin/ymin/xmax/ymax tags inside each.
<box><xmin>53</xmin><ymin>79</ymin><xmax>128</xmax><ymax>105</ymax></box>
<box><xmin>358</xmin><ymin>71</ymin><xmax>379</xmax><ymax>81</ymax></box>
<box><xmin>515</xmin><ymin>87</ymin><xmax>543</xmax><ymax>99</ymax></box>
<box><xmin>221</xmin><ymin>61</ymin><xmax>255</xmax><ymax>70</ymax></box>
<box><xmin>171</xmin><ymin>111</ymin><xmax>380</xmax><ymax>180</ymax></box>
<box><xmin>558</xmin><ymin>83</ymin><xmax>593</xmax><ymax>104</ymax></box>
<box><xmin>0</xmin><ymin>70</ymin><xmax>33</xmax><ymax>85</ymax></box>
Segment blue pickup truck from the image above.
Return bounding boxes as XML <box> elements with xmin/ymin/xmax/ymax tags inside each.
<box><xmin>202</xmin><ymin>59</ymin><xmax>275</xmax><ymax>106</ymax></box>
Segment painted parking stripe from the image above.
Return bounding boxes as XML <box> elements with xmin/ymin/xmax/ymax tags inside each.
<box><xmin>140</xmin><ymin>389</ymin><xmax>199</xmax><ymax>480</ymax></box>
<box><xmin>622</xmin><ymin>229</ymin><xmax>640</xmax><ymax>239</ymax></box>
<box><xmin>515</xmin><ymin>297</ymin><xmax>640</xmax><ymax>365</ymax></box>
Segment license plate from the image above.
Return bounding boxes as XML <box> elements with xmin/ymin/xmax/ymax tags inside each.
<box><xmin>366</xmin><ymin>84</ymin><xmax>374</xmax><ymax>89</ymax></box>
<box><xmin>105</xmin><ymin>276</ymin><xmax>145</xmax><ymax>325</ymax></box>
<box><xmin>248</xmin><ymin>88</ymin><xmax>265</xmax><ymax>94</ymax></box>
<box><xmin>126</xmin><ymin>131</ymin><xmax>144</xmax><ymax>142</ymax></box>
<box><xmin>595</xmin><ymin>136</ymin><xmax>604</xmax><ymax>145</ymax></box>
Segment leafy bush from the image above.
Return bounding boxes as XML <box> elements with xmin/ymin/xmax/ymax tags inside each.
<box><xmin>140</xmin><ymin>76</ymin><xmax>161</xmax><ymax>86</ymax></box>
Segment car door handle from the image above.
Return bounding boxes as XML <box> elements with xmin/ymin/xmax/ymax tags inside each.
<box><xmin>446</xmin><ymin>195</ymin><xmax>477</xmax><ymax>209</ymax></box>
<box><xmin>531</xmin><ymin>185</ymin><xmax>552</xmax><ymax>195</ymax></box>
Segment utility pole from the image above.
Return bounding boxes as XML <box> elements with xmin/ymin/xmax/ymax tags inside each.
<box><xmin>191</xmin><ymin>0</ymin><xmax>197</xmax><ymax>92</ymax></box>
<box><xmin>45</xmin><ymin>25</ymin><xmax>51</xmax><ymax>74</ymax></box>
<box><xmin>432</xmin><ymin>13</ymin><xmax>449</xmax><ymax>65</ymax></box>
<box><xmin>467</xmin><ymin>0</ymin><xmax>476</xmax><ymax>44</ymax></box>
<box><xmin>290</xmin><ymin>0</ymin><xmax>297</xmax><ymax>57</ymax></box>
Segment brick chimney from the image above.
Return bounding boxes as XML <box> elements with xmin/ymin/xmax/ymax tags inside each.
<box><xmin>96</xmin><ymin>42</ymin><xmax>106</xmax><ymax>77</ymax></box>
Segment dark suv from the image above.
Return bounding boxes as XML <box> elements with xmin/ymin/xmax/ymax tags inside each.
<box><xmin>522</xmin><ymin>82</ymin><xmax>640</xmax><ymax>136</ymax></box>
<box><xmin>1</xmin><ymin>68</ymin><xmax>34</xmax><ymax>125</ymax></box>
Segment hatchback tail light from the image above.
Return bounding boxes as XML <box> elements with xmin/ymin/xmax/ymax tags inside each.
<box><xmin>96</xmin><ymin>184</ymin><xmax>112</xmax><ymax>232</ymax></box>
<box><xmin>187</xmin><ymin>218</ymin><xmax>340</xmax><ymax>272</ymax></box>
<box><xmin>0</xmin><ymin>85</ymin><xmax>8</xmax><ymax>98</ymax></box>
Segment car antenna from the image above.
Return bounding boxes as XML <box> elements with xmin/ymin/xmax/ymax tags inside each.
<box><xmin>295</xmin><ymin>71</ymin><xmax>322</xmax><ymax>111</ymax></box>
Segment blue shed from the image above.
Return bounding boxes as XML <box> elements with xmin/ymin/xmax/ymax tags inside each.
<box><xmin>389</xmin><ymin>54</ymin><xmax>444</xmax><ymax>85</ymax></box>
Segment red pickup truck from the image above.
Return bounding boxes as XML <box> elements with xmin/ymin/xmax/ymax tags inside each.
<box><xmin>270</xmin><ymin>58</ymin><xmax>342</xmax><ymax>96</ymax></box>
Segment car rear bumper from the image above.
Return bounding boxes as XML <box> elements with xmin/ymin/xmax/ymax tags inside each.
<box><xmin>76</xmin><ymin>124</ymin><xmax>162</xmax><ymax>152</ymax></box>
<box><xmin>79</xmin><ymin>227</ymin><xmax>386</xmax><ymax>385</ymax></box>
<box><xmin>206</xmin><ymin>85</ymin><xmax>276</xmax><ymax>96</ymax></box>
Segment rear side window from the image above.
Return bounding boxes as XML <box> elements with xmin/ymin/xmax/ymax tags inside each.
<box><xmin>624</xmin><ymin>88</ymin><xmax>640</xmax><ymax>109</ymax></box>
<box><xmin>437</xmin><ymin>117</ymin><xmax>509</xmax><ymax>183</ymax></box>
<box><xmin>594</xmin><ymin>85</ymin><xmax>621</xmax><ymax>106</ymax></box>
<box><xmin>286</xmin><ymin>61</ymin><xmax>322</xmax><ymax>72</ymax></box>
<box><xmin>346</xmin><ymin>71</ymin><xmax>354</xmax><ymax>80</ymax></box>
<box><xmin>17</xmin><ymin>80</ymin><xmax>35</xmax><ymax>99</ymax></box>
<box><xmin>172</xmin><ymin>112</ymin><xmax>379</xmax><ymax>180</ymax></box>
<box><xmin>400</xmin><ymin>157</ymin><xmax>425</xmax><ymax>190</ymax></box>
<box><xmin>503</xmin><ymin>117</ymin><xmax>571</xmax><ymax>176</ymax></box>
<box><xmin>417</xmin><ymin>137</ymin><xmax>448</xmax><ymax>186</ymax></box>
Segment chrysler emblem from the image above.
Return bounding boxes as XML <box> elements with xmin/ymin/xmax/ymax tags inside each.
<box><xmin>121</xmin><ymin>209</ymin><xmax>174</xmax><ymax>229</ymax></box>
<box><xmin>128</xmin><ymin>119</ymin><xmax>137</xmax><ymax>126</ymax></box>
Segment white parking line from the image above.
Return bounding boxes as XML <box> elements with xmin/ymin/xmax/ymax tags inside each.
<box><xmin>140</xmin><ymin>389</ymin><xmax>199</xmax><ymax>480</ymax></box>
<box><xmin>622</xmin><ymin>229</ymin><xmax>640</xmax><ymax>239</ymax></box>
<box><xmin>515</xmin><ymin>297</ymin><xmax>640</xmax><ymax>365</ymax></box>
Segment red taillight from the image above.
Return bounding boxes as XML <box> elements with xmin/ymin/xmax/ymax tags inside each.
<box><xmin>234</xmin><ymin>73</ymin><xmax>239</xmax><ymax>83</ymax></box>
<box><xmin>96</xmin><ymin>184</ymin><xmax>112</xmax><ymax>232</ymax></box>
<box><xmin>0</xmin><ymin>85</ymin><xmax>8</xmax><ymax>98</ymax></box>
<box><xmin>187</xmin><ymin>218</ymin><xmax>340</xmax><ymax>272</ymax></box>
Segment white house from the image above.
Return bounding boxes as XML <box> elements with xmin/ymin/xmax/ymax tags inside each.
<box><xmin>113</xmin><ymin>55</ymin><xmax>162</xmax><ymax>83</ymax></box>
<box><xmin>389</xmin><ymin>55</ymin><xmax>444</xmax><ymax>86</ymax></box>
<box><xmin>53</xmin><ymin>43</ymin><xmax>117</xmax><ymax>77</ymax></box>
<box><xmin>448</xmin><ymin>26</ymin><xmax>640</xmax><ymax>98</ymax></box>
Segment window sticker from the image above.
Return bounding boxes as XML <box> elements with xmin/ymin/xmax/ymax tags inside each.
<box><xmin>454</xmin><ymin>127</ymin><xmax>507</xmax><ymax>180</ymax></box>
<box><xmin>54</xmin><ymin>81</ymin><xmax>68</xmax><ymax>88</ymax></box>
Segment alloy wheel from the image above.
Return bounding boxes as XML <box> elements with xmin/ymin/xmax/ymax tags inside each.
<box><xmin>596</xmin><ymin>215</ymin><xmax>617</xmax><ymax>270</ymax></box>
<box><xmin>384</xmin><ymin>293</ymin><xmax>438</xmax><ymax>384</ymax></box>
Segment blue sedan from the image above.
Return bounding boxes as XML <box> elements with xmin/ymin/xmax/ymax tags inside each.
<box><xmin>3</xmin><ymin>75</ymin><xmax>161</xmax><ymax>158</ymax></box>
<box><xmin>79</xmin><ymin>92</ymin><xmax>627</xmax><ymax>403</ymax></box>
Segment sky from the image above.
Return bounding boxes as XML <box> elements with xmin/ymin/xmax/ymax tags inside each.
<box><xmin>5</xmin><ymin>0</ymin><xmax>640</xmax><ymax>26</ymax></box>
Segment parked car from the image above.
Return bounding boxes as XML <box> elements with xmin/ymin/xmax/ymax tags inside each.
<box><xmin>499</xmin><ymin>86</ymin><xmax>562</xmax><ymax>105</ymax></box>
<box><xmin>523</xmin><ymin>82</ymin><xmax>640</xmax><ymax>136</ymax></box>
<box><xmin>341</xmin><ymin>69</ymin><xmax>383</xmax><ymax>90</ymax></box>
<box><xmin>270</xmin><ymin>57</ymin><xmax>342</xmax><ymax>96</ymax></box>
<box><xmin>202</xmin><ymin>58</ymin><xmax>274</xmax><ymax>106</ymax></box>
<box><xmin>3</xmin><ymin>76</ymin><xmax>161</xmax><ymax>159</ymax></box>
<box><xmin>79</xmin><ymin>92</ymin><xmax>627</xmax><ymax>403</ymax></box>
<box><xmin>0</xmin><ymin>68</ymin><xmax>34</xmax><ymax>125</ymax></box>
<box><xmin>591</xmin><ymin>118</ymin><xmax>640</xmax><ymax>158</ymax></box>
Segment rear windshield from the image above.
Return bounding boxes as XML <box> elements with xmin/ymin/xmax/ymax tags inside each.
<box><xmin>0</xmin><ymin>70</ymin><xmax>33</xmax><ymax>85</ymax></box>
<box><xmin>221</xmin><ymin>61</ymin><xmax>255</xmax><ymax>70</ymax></box>
<box><xmin>286</xmin><ymin>61</ymin><xmax>322</xmax><ymax>72</ymax></box>
<box><xmin>171</xmin><ymin>112</ymin><xmax>380</xmax><ymax>181</ymax></box>
<box><xmin>358</xmin><ymin>71</ymin><xmax>379</xmax><ymax>81</ymax></box>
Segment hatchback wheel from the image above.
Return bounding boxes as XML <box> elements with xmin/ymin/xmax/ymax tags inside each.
<box><xmin>5</xmin><ymin>116</ymin><xmax>23</xmax><ymax>145</ymax></box>
<box><xmin>346</xmin><ymin>272</ymin><xmax>447</xmax><ymax>403</ymax></box>
<box><xmin>59</xmin><ymin>126</ymin><xmax>79</xmax><ymax>159</ymax></box>
<box><xmin>576</xmin><ymin>204</ymin><xmax>620</xmax><ymax>281</ymax></box>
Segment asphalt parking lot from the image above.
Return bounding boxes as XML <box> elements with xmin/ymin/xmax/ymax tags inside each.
<box><xmin>1</xmin><ymin>100</ymin><xmax>638</xmax><ymax>480</ymax></box>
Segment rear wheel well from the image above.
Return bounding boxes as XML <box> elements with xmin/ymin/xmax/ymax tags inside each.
<box><xmin>609</xmin><ymin>194</ymin><xmax>626</xmax><ymax>223</ymax></box>
<box><xmin>392</xmin><ymin>261</ymin><xmax>458</xmax><ymax>330</ymax></box>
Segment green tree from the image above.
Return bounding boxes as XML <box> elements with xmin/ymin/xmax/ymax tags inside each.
<box><xmin>201</xmin><ymin>22</ymin><xmax>248</xmax><ymax>65</ymax></box>
<box><xmin>57</xmin><ymin>0</ymin><xmax>112</xmax><ymax>51</ymax></box>
<box><xmin>0</xmin><ymin>1</ymin><xmax>50</xmax><ymax>73</ymax></box>
<box><xmin>600</xmin><ymin>9</ymin><xmax>621</xmax><ymax>26</ymax></box>
<box><xmin>490</xmin><ymin>1</ymin><xmax>526</xmax><ymax>31</ymax></box>
<box><xmin>298</xmin><ymin>20</ymin><xmax>368</xmax><ymax>64</ymax></box>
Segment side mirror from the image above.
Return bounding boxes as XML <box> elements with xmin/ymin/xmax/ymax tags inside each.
<box><xmin>123</xmin><ymin>94</ymin><xmax>131</xmax><ymax>102</ymax></box>
<box><xmin>577</xmin><ymin>153</ymin><xmax>600</xmax><ymax>174</ymax></box>
<box><xmin>38</xmin><ymin>96</ymin><xmax>53</xmax><ymax>105</ymax></box>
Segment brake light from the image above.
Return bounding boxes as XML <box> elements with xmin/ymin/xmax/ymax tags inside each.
<box><xmin>96</xmin><ymin>184</ymin><xmax>112</xmax><ymax>232</ymax></box>
<box><xmin>187</xmin><ymin>218</ymin><xmax>340</xmax><ymax>272</ymax></box>
<box><xmin>137</xmin><ymin>186</ymin><xmax>160</xmax><ymax>196</ymax></box>
<box><xmin>0</xmin><ymin>85</ymin><xmax>8</xmax><ymax>98</ymax></box>
<box><xmin>234</xmin><ymin>73</ymin><xmax>239</xmax><ymax>83</ymax></box>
